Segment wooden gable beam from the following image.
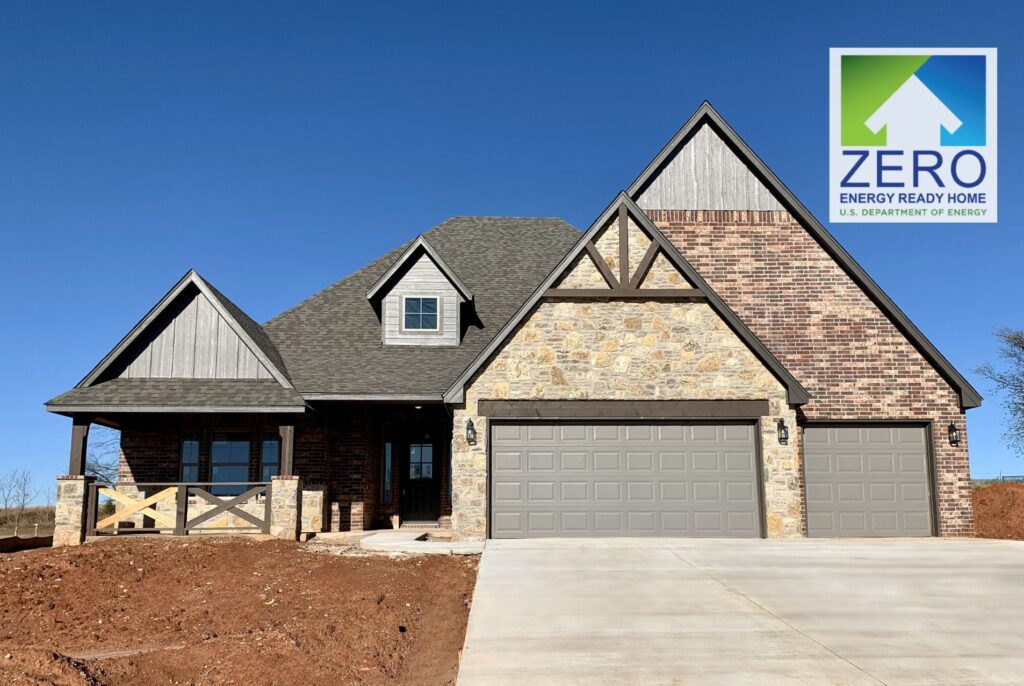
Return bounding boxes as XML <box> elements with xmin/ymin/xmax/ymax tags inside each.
<box><xmin>628</xmin><ymin>241</ymin><xmax>661</xmax><ymax>289</ymax></box>
<box><xmin>584</xmin><ymin>242</ymin><xmax>619</xmax><ymax>289</ymax></box>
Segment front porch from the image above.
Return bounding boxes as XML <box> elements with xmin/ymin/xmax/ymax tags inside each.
<box><xmin>53</xmin><ymin>402</ymin><xmax>454</xmax><ymax>546</ymax></box>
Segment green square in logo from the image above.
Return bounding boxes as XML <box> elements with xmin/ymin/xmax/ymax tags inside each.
<box><xmin>841</xmin><ymin>55</ymin><xmax>929</xmax><ymax>146</ymax></box>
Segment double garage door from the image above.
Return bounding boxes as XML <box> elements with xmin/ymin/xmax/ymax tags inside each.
<box><xmin>489</xmin><ymin>422</ymin><xmax>934</xmax><ymax>539</ymax></box>
<box><xmin>490</xmin><ymin>423</ymin><xmax>762</xmax><ymax>538</ymax></box>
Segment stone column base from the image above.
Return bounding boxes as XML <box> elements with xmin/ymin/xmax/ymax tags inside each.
<box><xmin>53</xmin><ymin>475</ymin><xmax>94</xmax><ymax>547</ymax></box>
<box><xmin>270</xmin><ymin>476</ymin><xmax>303</xmax><ymax>540</ymax></box>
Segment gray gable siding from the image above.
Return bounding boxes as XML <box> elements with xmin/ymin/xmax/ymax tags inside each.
<box><xmin>382</xmin><ymin>252</ymin><xmax>462</xmax><ymax>346</ymax></box>
<box><xmin>120</xmin><ymin>286</ymin><xmax>274</xmax><ymax>380</ymax></box>
<box><xmin>636</xmin><ymin>124</ymin><xmax>783</xmax><ymax>211</ymax></box>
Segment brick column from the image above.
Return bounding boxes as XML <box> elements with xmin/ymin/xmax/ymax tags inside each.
<box><xmin>53</xmin><ymin>475</ymin><xmax>95</xmax><ymax>547</ymax></box>
<box><xmin>270</xmin><ymin>476</ymin><xmax>302</xmax><ymax>540</ymax></box>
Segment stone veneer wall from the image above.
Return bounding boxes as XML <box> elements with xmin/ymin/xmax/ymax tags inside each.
<box><xmin>651</xmin><ymin>209</ymin><xmax>973</xmax><ymax>536</ymax></box>
<box><xmin>451</xmin><ymin>298</ymin><xmax>802</xmax><ymax>540</ymax></box>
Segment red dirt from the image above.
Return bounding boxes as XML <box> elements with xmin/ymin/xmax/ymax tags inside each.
<box><xmin>0</xmin><ymin>537</ymin><xmax>478</xmax><ymax>685</ymax></box>
<box><xmin>973</xmin><ymin>483</ymin><xmax>1024</xmax><ymax>540</ymax></box>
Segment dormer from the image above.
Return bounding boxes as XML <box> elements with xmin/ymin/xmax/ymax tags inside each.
<box><xmin>366</xmin><ymin>236</ymin><xmax>473</xmax><ymax>346</ymax></box>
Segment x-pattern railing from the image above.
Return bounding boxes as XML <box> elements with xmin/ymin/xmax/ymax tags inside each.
<box><xmin>88</xmin><ymin>482</ymin><xmax>271</xmax><ymax>536</ymax></box>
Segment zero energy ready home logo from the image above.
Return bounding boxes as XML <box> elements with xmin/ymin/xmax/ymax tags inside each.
<box><xmin>829</xmin><ymin>48</ymin><xmax>997</xmax><ymax>223</ymax></box>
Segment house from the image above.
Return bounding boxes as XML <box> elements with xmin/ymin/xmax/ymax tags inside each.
<box><xmin>47</xmin><ymin>102</ymin><xmax>979</xmax><ymax>545</ymax></box>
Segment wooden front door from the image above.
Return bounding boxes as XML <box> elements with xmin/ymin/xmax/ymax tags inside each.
<box><xmin>401</xmin><ymin>441</ymin><xmax>440</xmax><ymax>521</ymax></box>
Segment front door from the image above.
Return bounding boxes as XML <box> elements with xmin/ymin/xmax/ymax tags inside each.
<box><xmin>401</xmin><ymin>441</ymin><xmax>440</xmax><ymax>521</ymax></box>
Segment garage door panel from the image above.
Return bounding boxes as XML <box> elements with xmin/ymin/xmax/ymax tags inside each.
<box><xmin>659</xmin><ymin>452</ymin><xmax>686</xmax><ymax>469</ymax></box>
<box><xmin>559</xmin><ymin>425</ymin><xmax>587</xmax><ymax>441</ymax></box>
<box><xmin>490</xmin><ymin>423</ymin><xmax>760</xmax><ymax>538</ymax></box>
<box><xmin>805</xmin><ymin>426</ymin><xmax>932</xmax><ymax>537</ymax></box>
<box><xmin>560</xmin><ymin>452</ymin><xmax>587</xmax><ymax>470</ymax></box>
<box><xmin>626</xmin><ymin>452</ymin><xmax>654</xmax><ymax>470</ymax></box>
<box><xmin>867</xmin><ymin>454</ymin><xmax>895</xmax><ymax>473</ymax></box>
<box><xmin>594</xmin><ymin>481</ymin><xmax>621</xmax><ymax>501</ymax></box>
<box><xmin>899</xmin><ymin>453</ymin><xmax>926</xmax><ymax>472</ymax></box>
<box><xmin>493</xmin><ymin>451</ymin><xmax>523</xmax><ymax>471</ymax></box>
<box><xmin>562</xmin><ymin>511</ymin><xmax>588</xmax><ymax>531</ymax></box>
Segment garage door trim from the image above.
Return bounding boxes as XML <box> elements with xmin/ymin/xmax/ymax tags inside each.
<box><xmin>486</xmin><ymin>418</ymin><xmax>768</xmax><ymax>539</ymax></box>
<box><xmin>801</xmin><ymin>420</ymin><xmax>938</xmax><ymax>537</ymax></box>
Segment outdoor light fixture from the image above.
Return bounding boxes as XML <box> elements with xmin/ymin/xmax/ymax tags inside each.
<box><xmin>948</xmin><ymin>422</ymin><xmax>961</xmax><ymax>447</ymax></box>
<box><xmin>466</xmin><ymin>419</ymin><xmax>477</xmax><ymax>445</ymax></box>
<box><xmin>777</xmin><ymin>419</ymin><xmax>789</xmax><ymax>445</ymax></box>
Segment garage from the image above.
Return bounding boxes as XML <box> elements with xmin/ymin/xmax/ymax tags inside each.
<box><xmin>489</xmin><ymin>422</ymin><xmax>762</xmax><ymax>538</ymax></box>
<box><xmin>804</xmin><ymin>425</ymin><xmax>934</xmax><ymax>537</ymax></box>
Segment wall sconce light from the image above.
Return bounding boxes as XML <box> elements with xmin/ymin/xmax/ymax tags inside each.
<box><xmin>466</xmin><ymin>419</ymin><xmax>477</xmax><ymax>445</ymax></box>
<box><xmin>777</xmin><ymin>419</ymin><xmax>789</xmax><ymax>445</ymax></box>
<box><xmin>948</xmin><ymin>422</ymin><xmax>961</xmax><ymax>447</ymax></box>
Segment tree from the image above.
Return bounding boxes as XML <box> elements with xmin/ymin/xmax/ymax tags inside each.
<box><xmin>85</xmin><ymin>425</ymin><xmax>122</xmax><ymax>484</ymax></box>
<box><xmin>976</xmin><ymin>328</ymin><xmax>1024</xmax><ymax>456</ymax></box>
<box><xmin>4</xmin><ymin>470</ymin><xmax>35</xmax><ymax>529</ymax></box>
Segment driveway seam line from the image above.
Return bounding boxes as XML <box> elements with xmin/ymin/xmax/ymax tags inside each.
<box><xmin>659</xmin><ymin>543</ymin><xmax>888</xmax><ymax>686</ymax></box>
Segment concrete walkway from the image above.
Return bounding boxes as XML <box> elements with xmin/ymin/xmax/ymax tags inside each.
<box><xmin>458</xmin><ymin>538</ymin><xmax>1024</xmax><ymax>685</ymax></box>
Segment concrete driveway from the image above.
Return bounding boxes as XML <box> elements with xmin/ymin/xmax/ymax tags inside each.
<box><xmin>457</xmin><ymin>538</ymin><xmax>1024</xmax><ymax>685</ymax></box>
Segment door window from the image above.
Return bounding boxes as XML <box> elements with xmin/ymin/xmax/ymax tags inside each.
<box><xmin>409</xmin><ymin>443</ymin><xmax>433</xmax><ymax>480</ymax></box>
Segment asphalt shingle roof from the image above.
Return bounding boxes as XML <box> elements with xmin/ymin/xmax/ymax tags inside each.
<box><xmin>263</xmin><ymin>216</ymin><xmax>580</xmax><ymax>396</ymax></box>
<box><xmin>46</xmin><ymin>379</ymin><xmax>305</xmax><ymax>410</ymax></box>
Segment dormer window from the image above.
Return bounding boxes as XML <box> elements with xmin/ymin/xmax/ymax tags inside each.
<box><xmin>366</xmin><ymin>235</ymin><xmax>474</xmax><ymax>347</ymax></box>
<box><xmin>403</xmin><ymin>296</ymin><xmax>439</xmax><ymax>331</ymax></box>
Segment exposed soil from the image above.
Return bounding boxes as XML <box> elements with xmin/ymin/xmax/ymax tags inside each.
<box><xmin>973</xmin><ymin>483</ymin><xmax>1024</xmax><ymax>540</ymax></box>
<box><xmin>0</xmin><ymin>537</ymin><xmax>478</xmax><ymax>685</ymax></box>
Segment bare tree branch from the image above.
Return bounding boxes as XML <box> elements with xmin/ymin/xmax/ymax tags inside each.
<box><xmin>85</xmin><ymin>425</ymin><xmax>122</xmax><ymax>484</ymax></box>
<box><xmin>976</xmin><ymin>327</ymin><xmax>1024</xmax><ymax>456</ymax></box>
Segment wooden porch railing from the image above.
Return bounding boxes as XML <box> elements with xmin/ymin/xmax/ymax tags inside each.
<box><xmin>87</xmin><ymin>482</ymin><xmax>271</xmax><ymax>536</ymax></box>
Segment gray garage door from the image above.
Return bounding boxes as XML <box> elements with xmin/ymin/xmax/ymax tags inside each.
<box><xmin>804</xmin><ymin>426</ymin><xmax>933</xmax><ymax>537</ymax></box>
<box><xmin>490</xmin><ymin>423</ymin><xmax>761</xmax><ymax>538</ymax></box>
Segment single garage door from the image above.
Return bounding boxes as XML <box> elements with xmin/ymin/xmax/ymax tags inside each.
<box><xmin>490</xmin><ymin>423</ymin><xmax>761</xmax><ymax>538</ymax></box>
<box><xmin>804</xmin><ymin>426</ymin><xmax>933</xmax><ymax>537</ymax></box>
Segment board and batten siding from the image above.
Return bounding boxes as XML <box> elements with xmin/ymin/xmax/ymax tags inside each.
<box><xmin>636</xmin><ymin>125</ymin><xmax>784</xmax><ymax>211</ymax></box>
<box><xmin>382</xmin><ymin>252</ymin><xmax>462</xmax><ymax>346</ymax></box>
<box><xmin>120</xmin><ymin>288</ymin><xmax>274</xmax><ymax>380</ymax></box>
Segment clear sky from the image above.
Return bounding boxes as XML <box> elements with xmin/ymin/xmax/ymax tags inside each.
<box><xmin>1</xmin><ymin>1</ymin><xmax>1022</xmax><ymax>497</ymax></box>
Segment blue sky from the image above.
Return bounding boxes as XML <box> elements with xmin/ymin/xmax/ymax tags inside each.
<box><xmin>1</xmin><ymin>1</ymin><xmax>1022</xmax><ymax>496</ymax></box>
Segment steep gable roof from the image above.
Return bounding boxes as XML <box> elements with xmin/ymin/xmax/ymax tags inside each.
<box><xmin>444</xmin><ymin>193</ymin><xmax>811</xmax><ymax>405</ymax></box>
<box><xmin>263</xmin><ymin>217</ymin><xmax>580</xmax><ymax>398</ymax></box>
<box><xmin>74</xmin><ymin>270</ymin><xmax>292</xmax><ymax>390</ymax></box>
<box><xmin>627</xmin><ymin>101</ymin><xmax>981</xmax><ymax>410</ymax></box>
<box><xmin>365</xmin><ymin>235</ymin><xmax>474</xmax><ymax>302</ymax></box>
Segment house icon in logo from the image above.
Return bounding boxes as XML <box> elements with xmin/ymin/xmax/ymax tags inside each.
<box><xmin>865</xmin><ymin>75</ymin><xmax>962</xmax><ymax>148</ymax></box>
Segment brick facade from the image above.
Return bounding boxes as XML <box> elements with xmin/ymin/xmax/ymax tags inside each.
<box><xmin>650</xmin><ymin>209</ymin><xmax>973</xmax><ymax>535</ymax></box>
<box><xmin>115</xmin><ymin>405</ymin><xmax>452</xmax><ymax>533</ymax></box>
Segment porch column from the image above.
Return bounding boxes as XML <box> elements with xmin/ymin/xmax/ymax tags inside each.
<box><xmin>68</xmin><ymin>417</ymin><xmax>90</xmax><ymax>476</ymax></box>
<box><xmin>53</xmin><ymin>475</ymin><xmax>95</xmax><ymax>547</ymax></box>
<box><xmin>278</xmin><ymin>424</ymin><xmax>295</xmax><ymax>477</ymax></box>
<box><xmin>270</xmin><ymin>476</ymin><xmax>302</xmax><ymax>540</ymax></box>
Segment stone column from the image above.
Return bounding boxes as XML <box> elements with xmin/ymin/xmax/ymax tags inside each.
<box><xmin>53</xmin><ymin>475</ymin><xmax>95</xmax><ymax>547</ymax></box>
<box><xmin>270</xmin><ymin>475</ymin><xmax>302</xmax><ymax>540</ymax></box>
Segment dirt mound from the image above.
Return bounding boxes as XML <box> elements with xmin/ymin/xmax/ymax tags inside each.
<box><xmin>973</xmin><ymin>483</ymin><xmax>1024</xmax><ymax>540</ymax></box>
<box><xmin>0</xmin><ymin>537</ymin><xmax>477</xmax><ymax>685</ymax></box>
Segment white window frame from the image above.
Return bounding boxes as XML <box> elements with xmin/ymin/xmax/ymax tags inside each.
<box><xmin>400</xmin><ymin>293</ymin><xmax>442</xmax><ymax>333</ymax></box>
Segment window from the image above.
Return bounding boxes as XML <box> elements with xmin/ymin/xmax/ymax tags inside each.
<box><xmin>210</xmin><ymin>434</ymin><xmax>250</xmax><ymax>495</ymax></box>
<box><xmin>403</xmin><ymin>297</ymin><xmax>438</xmax><ymax>330</ymax></box>
<box><xmin>409</xmin><ymin>443</ymin><xmax>433</xmax><ymax>480</ymax></box>
<box><xmin>260</xmin><ymin>437</ymin><xmax>280</xmax><ymax>482</ymax></box>
<box><xmin>381</xmin><ymin>442</ymin><xmax>393</xmax><ymax>503</ymax></box>
<box><xmin>181</xmin><ymin>439</ymin><xmax>200</xmax><ymax>482</ymax></box>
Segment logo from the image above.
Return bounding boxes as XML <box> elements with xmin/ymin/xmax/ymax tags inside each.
<box><xmin>829</xmin><ymin>48</ymin><xmax>997</xmax><ymax>223</ymax></box>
